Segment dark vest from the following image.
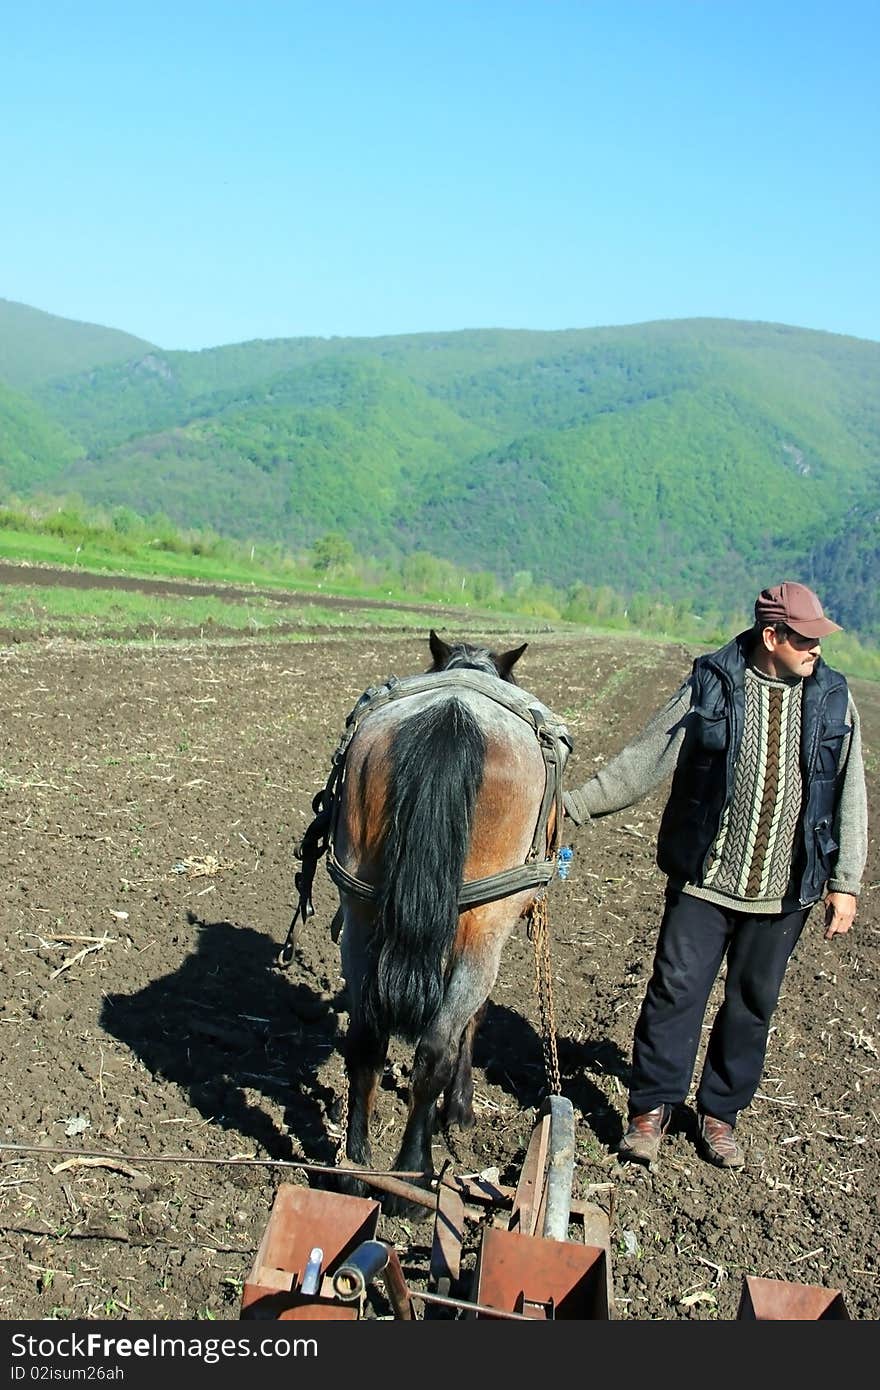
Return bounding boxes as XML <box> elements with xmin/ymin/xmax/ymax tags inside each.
<box><xmin>657</xmin><ymin>632</ymin><xmax>851</xmax><ymax>905</ymax></box>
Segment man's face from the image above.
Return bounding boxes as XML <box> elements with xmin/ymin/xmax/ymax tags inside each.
<box><xmin>764</xmin><ymin>626</ymin><xmax>822</xmax><ymax>679</ymax></box>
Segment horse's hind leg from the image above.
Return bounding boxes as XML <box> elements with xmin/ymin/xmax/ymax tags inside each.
<box><xmin>338</xmin><ymin>905</ymin><xmax>388</xmax><ymax>1194</ymax></box>
<box><xmin>386</xmin><ymin>948</ymin><xmax>502</xmax><ymax>1217</ymax></box>
<box><xmin>382</xmin><ymin>1027</ymin><xmax>458</xmax><ymax>1217</ymax></box>
<box><xmin>342</xmin><ymin>1015</ymin><xmax>388</xmax><ymax>1174</ymax></box>
<box><xmin>443</xmin><ymin>1001</ymin><xmax>488</xmax><ymax>1131</ymax></box>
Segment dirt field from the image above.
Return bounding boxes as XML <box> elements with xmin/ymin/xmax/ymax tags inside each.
<box><xmin>1</xmin><ymin>575</ymin><xmax>877</xmax><ymax>1321</ymax></box>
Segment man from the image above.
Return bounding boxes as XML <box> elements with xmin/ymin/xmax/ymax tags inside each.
<box><xmin>564</xmin><ymin>582</ymin><xmax>868</xmax><ymax>1170</ymax></box>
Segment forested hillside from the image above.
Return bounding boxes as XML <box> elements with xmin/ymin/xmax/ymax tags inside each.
<box><xmin>1</xmin><ymin>300</ymin><xmax>878</xmax><ymax>636</ymax></box>
<box><xmin>0</xmin><ymin>298</ymin><xmax>154</xmax><ymax>390</ymax></box>
<box><xmin>0</xmin><ymin>378</ymin><xmax>84</xmax><ymax>492</ymax></box>
<box><xmin>807</xmin><ymin>501</ymin><xmax>880</xmax><ymax>639</ymax></box>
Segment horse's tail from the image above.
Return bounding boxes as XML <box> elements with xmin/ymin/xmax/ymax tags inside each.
<box><xmin>365</xmin><ymin>696</ymin><xmax>485</xmax><ymax>1042</ymax></box>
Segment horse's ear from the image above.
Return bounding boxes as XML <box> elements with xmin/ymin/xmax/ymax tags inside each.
<box><xmin>428</xmin><ymin>629</ymin><xmax>452</xmax><ymax>669</ymax></box>
<box><xmin>495</xmin><ymin>642</ymin><xmax>528</xmax><ymax>681</ymax></box>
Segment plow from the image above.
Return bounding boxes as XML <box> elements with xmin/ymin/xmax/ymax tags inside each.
<box><xmin>240</xmin><ymin>1095</ymin><xmax>614</xmax><ymax>1321</ymax></box>
<box><xmin>238</xmin><ymin>1095</ymin><xmax>851</xmax><ymax>1322</ymax></box>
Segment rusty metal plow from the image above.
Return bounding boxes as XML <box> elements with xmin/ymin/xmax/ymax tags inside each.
<box><xmin>737</xmin><ymin>1275</ymin><xmax>850</xmax><ymax>1320</ymax></box>
<box><xmin>240</xmin><ymin>1095</ymin><xmax>614</xmax><ymax>1321</ymax></box>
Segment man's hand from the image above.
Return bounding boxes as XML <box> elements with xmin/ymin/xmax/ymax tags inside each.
<box><xmin>823</xmin><ymin>891</ymin><xmax>857</xmax><ymax>940</ymax></box>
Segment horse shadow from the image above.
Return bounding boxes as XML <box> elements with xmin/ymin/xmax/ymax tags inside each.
<box><xmin>473</xmin><ymin>1001</ymin><xmax>633</xmax><ymax>1153</ymax></box>
<box><xmin>100</xmin><ymin>913</ymin><xmax>344</xmax><ymax>1166</ymax></box>
<box><xmin>100</xmin><ymin>911</ymin><xmax>634</xmax><ymax>1171</ymax></box>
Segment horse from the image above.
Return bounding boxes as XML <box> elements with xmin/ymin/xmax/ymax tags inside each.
<box><xmin>322</xmin><ymin>629</ymin><xmax>571</xmax><ymax>1217</ymax></box>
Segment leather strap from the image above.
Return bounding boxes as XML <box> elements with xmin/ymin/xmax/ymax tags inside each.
<box><xmin>325</xmin><ymin>846</ymin><xmax>557</xmax><ymax>910</ymax></box>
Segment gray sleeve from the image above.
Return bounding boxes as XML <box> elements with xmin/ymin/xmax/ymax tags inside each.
<box><xmin>563</xmin><ymin>682</ymin><xmax>693</xmax><ymax>825</ymax></box>
<box><xmin>827</xmin><ymin>694</ymin><xmax>869</xmax><ymax>897</ymax></box>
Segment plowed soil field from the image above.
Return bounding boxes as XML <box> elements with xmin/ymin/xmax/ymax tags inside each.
<box><xmin>1</xmin><ymin>568</ymin><xmax>877</xmax><ymax>1321</ymax></box>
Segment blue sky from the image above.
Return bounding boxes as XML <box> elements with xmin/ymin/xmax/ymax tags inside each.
<box><xmin>3</xmin><ymin>1</ymin><xmax>878</xmax><ymax>350</ymax></box>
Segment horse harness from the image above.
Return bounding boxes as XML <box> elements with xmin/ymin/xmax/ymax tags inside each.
<box><xmin>278</xmin><ymin>669</ymin><xmax>573</xmax><ymax>969</ymax></box>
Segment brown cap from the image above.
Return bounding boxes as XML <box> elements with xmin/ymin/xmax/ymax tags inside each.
<box><xmin>754</xmin><ymin>581</ymin><xmax>842</xmax><ymax>639</ymax></box>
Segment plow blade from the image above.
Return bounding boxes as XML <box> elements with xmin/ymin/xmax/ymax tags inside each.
<box><xmin>472</xmin><ymin>1225</ymin><xmax>611</xmax><ymax>1319</ymax></box>
<box><xmin>240</xmin><ymin>1184</ymin><xmax>381</xmax><ymax>1320</ymax></box>
<box><xmin>737</xmin><ymin>1275</ymin><xmax>850</xmax><ymax>1320</ymax></box>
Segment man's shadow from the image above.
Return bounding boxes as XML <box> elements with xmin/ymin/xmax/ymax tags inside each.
<box><xmin>100</xmin><ymin>913</ymin><xmax>344</xmax><ymax>1165</ymax></box>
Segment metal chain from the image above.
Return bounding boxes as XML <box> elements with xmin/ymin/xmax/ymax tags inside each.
<box><xmin>335</xmin><ymin>1069</ymin><xmax>349</xmax><ymax>1164</ymax></box>
<box><xmin>527</xmin><ymin>894</ymin><xmax>562</xmax><ymax>1096</ymax></box>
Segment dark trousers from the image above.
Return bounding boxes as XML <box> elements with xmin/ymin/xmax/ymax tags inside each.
<box><xmin>628</xmin><ymin>885</ymin><xmax>810</xmax><ymax>1126</ymax></box>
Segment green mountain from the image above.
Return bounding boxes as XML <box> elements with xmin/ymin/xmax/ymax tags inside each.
<box><xmin>0</xmin><ymin>298</ymin><xmax>155</xmax><ymax>391</ymax></box>
<box><xmin>0</xmin><ymin>378</ymin><xmax>84</xmax><ymax>492</ymax></box>
<box><xmin>807</xmin><ymin>501</ymin><xmax>880</xmax><ymax>639</ymax></box>
<box><xmin>1</xmin><ymin>304</ymin><xmax>879</xmax><ymax>635</ymax></box>
<box><xmin>59</xmin><ymin>359</ymin><xmax>493</xmax><ymax>552</ymax></box>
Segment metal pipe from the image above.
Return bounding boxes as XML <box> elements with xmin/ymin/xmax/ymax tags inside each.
<box><xmin>1</xmin><ymin>1141</ymin><xmax>428</xmax><ymax>1181</ymax></box>
<box><xmin>410</xmin><ymin>1289</ymin><xmax>545</xmax><ymax>1321</ymax></box>
<box><xmin>332</xmin><ymin>1254</ymin><xmax>549</xmax><ymax>1322</ymax></box>
<box><xmin>541</xmin><ymin>1094</ymin><xmax>576</xmax><ymax>1242</ymax></box>
<box><xmin>332</xmin><ymin>1240</ymin><xmax>413</xmax><ymax>1320</ymax></box>
<box><xmin>333</xmin><ymin>1240</ymin><xmax>390</xmax><ymax>1301</ymax></box>
<box><xmin>335</xmin><ymin>1165</ymin><xmax>438</xmax><ymax>1211</ymax></box>
<box><xmin>378</xmin><ymin>1246</ymin><xmax>414</xmax><ymax>1320</ymax></box>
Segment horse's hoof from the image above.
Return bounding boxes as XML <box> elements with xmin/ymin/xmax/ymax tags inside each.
<box><xmin>442</xmin><ymin>1099</ymin><xmax>475</xmax><ymax>1131</ymax></box>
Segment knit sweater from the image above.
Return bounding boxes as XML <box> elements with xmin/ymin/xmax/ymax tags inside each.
<box><xmin>564</xmin><ymin>665</ymin><xmax>867</xmax><ymax>910</ymax></box>
<box><xmin>687</xmin><ymin>667</ymin><xmax>806</xmax><ymax>912</ymax></box>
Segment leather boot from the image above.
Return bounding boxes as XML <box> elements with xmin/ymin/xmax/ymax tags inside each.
<box><xmin>699</xmin><ymin>1112</ymin><xmax>745</xmax><ymax>1169</ymax></box>
<box><xmin>618</xmin><ymin>1105</ymin><xmax>671</xmax><ymax>1165</ymax></box>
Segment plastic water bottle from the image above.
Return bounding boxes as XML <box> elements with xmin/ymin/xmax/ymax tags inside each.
<box><xmin>557</xmin><ymin>845</ymin><xmax>573</xmax><ymax>880</ymax></box>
